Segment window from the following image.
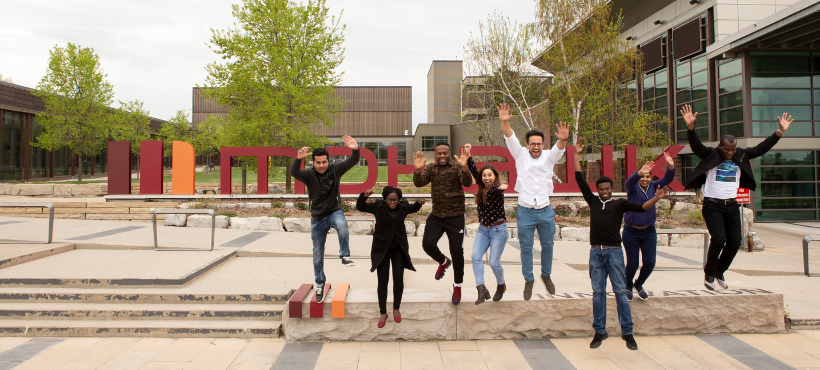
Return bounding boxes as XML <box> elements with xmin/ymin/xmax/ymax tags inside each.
<box><xmin>753</xmin><ymin>150</ymin><xmax>818</xmax><ymax>221</ymax></box>
<box><xmin>421</xmin><ymin>136</ymin><xmax>448</xmax><ymax>151</ymax></box>
<box><xmin>0</xmin><ymin>111</ymin><xmax>24</xmax><ymax>181</ymax></box>
<box><xmin>749</xmin><ymin>52</ymin><xmax>819</xmax><ymax>137</ymax></box>
<box><xmin>680</xmin><ymin>154</ymin><xmax>701</xmax><ymax>187</ymax></box>
<box><xmin>674</xmin><ymin>54</ymin><xmax>709</xmax><ymax>143</ymax></box>
<box><xmin>642</xmin><ymin>69</ymin><xmax>670</xmax><ymax>135</ymax></box>
<box><xmin>716</xmin><ymin>58</ymin><xmax>743</xmax><ymax>138</ymax></box>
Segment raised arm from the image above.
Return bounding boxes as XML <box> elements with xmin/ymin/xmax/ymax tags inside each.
<box><xmin>499</xmin><ymin>103</ymin><xmax>514</xmax><ymax>138</ymax></box>
<box><xmin>412</xmin><ymin>151</ymin><xmax>431</xmax><ymax>187</ymax></box>
<box><xmin>641</xmin><ymin>185</ymin><xmax>667</xmax><ymax>210</ymax></box>
<box><xmin>554</xmin><ymin>121</ymin><xmax>569</xmax><ymax>151</ymax></box>
<box><xmin>355</xmin><ymin>189</ymin><xmax>380</xmax><ymax>214</ymax></box>
<box><xmin>654</xmin><ymin>152</ymin><xmax>677</xmax><ymax>189</ymax></box>
<box><xmin>335</xmin><ymin>135</ymin><xmax>361</xmax><ymax>174</ymax></box>
<box><xmin>454</xmin><ymin>146</ymin><xmax>473</xmax><ymax>187</ymax></box>
<box><xmin>626</xmin><ymin>160</ymin><xmax>654</xmax><ymax>195</ymax></box>
<box><xmin>746</xmin><ymin>112</ymin><xmax>791</xmax><ymax>159</ymax></box>
<box><xmin>681</xmin><ymin>104</ymin><xmax>711</xmax><ymax>159</ymax></box>
<box><xmin>410</xmin><ymin>198</ymin><xmax>425</xmax><ymax>213</ymax></box>
<box><xmin>465</xmin><ymin>145</ymin><xmax>480</xmax><ymax>181</ymax></box>
<box><xmin>573</xmin><ymin>143</ymin><xmax>596</xmax><ymax>205</ymax></box>
<box><xmin>290</xmin><ymin>146</ymin><xmax>310</xmax><ymax>183</ymax></box>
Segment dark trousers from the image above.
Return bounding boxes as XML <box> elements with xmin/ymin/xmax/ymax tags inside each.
<box><xmin>422</xmin><ymin>214</ymin><xmax>466</xmax><ymax>284</ymax></box>
<box><xmin>622</xmin><ymin>226</ymin><xmax>657</xmax><ymax>291</ymax></box>
<box><xmin>377</xmin><ymin>246</ymin><xmax>406</xmax><ymax>315</ymax></box>
<box><xmin>702</xmin><ymin>200</ymin><xmax>742</xmax><ymax>276</ymax></box>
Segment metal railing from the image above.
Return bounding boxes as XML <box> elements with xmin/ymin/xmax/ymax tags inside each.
<box><xmin>0</xmin><ymin>202</ymin><xmax>54</xmax><ymax>244</ymax></box>
<box><xmin>803</xmin><ymin>235</ymin><xmax>820</xmax><ymax>277</ymax></box>
<box><xmin>151</xmin><ymin>208</ymin><xmax>215</xmax><ymax>251</ymax></box>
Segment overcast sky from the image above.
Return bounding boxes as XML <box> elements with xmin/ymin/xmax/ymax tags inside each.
<box><xmin>0</xmin><ymin>0</ymin><xmax>537</xmax><ymax>133</ymax></box>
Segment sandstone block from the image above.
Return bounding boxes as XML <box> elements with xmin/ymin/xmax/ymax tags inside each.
<box><xmin>674</xmin><ymin>202</ymin><xmax>701</xmax><ymax>213</ymax></box>
<box><xmin>187</xmin><ymin>215</ymin><xmax>229</xmax><ymax>229</ymax></box>
<box><xmin>241</xmin><ymin>202</ymin><xmax>271</xmax><ymax>209</ymax></box>
<box><xmin>269</xmin><ymin>184</ymin><xmax>284</xmax><ymax>193</ymax></box>
<box><xmin>404</xmin><ymin>221</ymin><xmax>416</xmax><ymax>236</ymax></box>
<box><xmin>561</xmin><ymin>227</ymin><xmax>590</xmax><ymax>242</ymax></box>
<box><xmin>128</xmin><ymin>208</ymin><xmax>154</xmax><ymax>214</ymax></box>
<box><xmin>670</xmin><ymin>233</ymin><xmax>707</xmax><ymax>248</ymax></box>
<box><xmin>0</xmin><ymin>184</ymin><xmax>10</xmax><ymax>195</ymax></box>
<box><xmin>231</xmin><ymin>217</ymin><xmax>283</xmax><ymax>231</ymax></box>
<box><xmin>753</xmin><ymin>235</ymin><xmax>764</xmax><ymax>251</ymax></box>
<box><xmin>0</xmin><ymin>207</ymin><xmax>43</xmax><ymax>214</ymax></box>
<box><xmin>551</xmin><ymin>201</ymin><xmax>577</xmax><ymax>216</ymax></box>
<box><xmin>347</xmin><ymin>221</ymin><xmax>374</xmax><ymax>235</ymax></box>
<box><xmin>164</xmin><ymin>214</ymin><xmax>187</xmax><ymax>226</ymax></box>
<box><xmin>86</xmin><ymin>214</ymin><xmax>132</xmax><ymax>220</ymax></box>
<box><xmin>129</xmin><ymin>214</ymin><xmax>154</xmax><ymax>221</ymax></box>
<box><xmin>53</xmin><ymin>202</ymin><xmax>88</xmax><ymax>208</ymax></box>
<box><xmin>504</xmin><ymin>204</ymin><xmax>518</xmax><ymax>215</ymax></box>
<box><xmin>465</xmin><ymin>204</ymin><xmax>477</xmax><ymax>214</ymax></box>
<box><xmin>95</xmin><ymin>184</ymin><xmax>108</xmax><ymax>194</ymax></box>
<box><xmin>0</xmin><ymin>213</ymin><xmax>48</xmax><ymax>218</ymax></box>
<box><xmin>70</xmin><ymin>207</ymin><xmax>128</xmax><ymax>214</ymax></box>
<box><xmin>416</xmin><ymin>223</ymin><xmax>426</xmax><ymax>236</ymax></box>
<box><xmin>465</xmin><ymin>223</ymin><xmax>479</xmax><ymax>237</ymax></box>
<box><xmin>72</xmin><ymin>185</ymin><xmax>103</xmax><ymax>196</ymax></box>
<box><xmin>656</xmin><ymin>199</ymin><xmax>671</xmax><ymax>210</ymax></box>
<box><xmin>657</xmin><ymin>234</ymin><xmax>670</xmax><ymax>246</ymax></box>
<box><xmin>52</xmin><ymin>185</ymin><xmax>73</xmax><ymax>197</ymax></box>
<box><xmin>54</xmin><ymin>213</ymin><xmax>85</xmax><ymax>219</ymax></box>
<box><xmin>13</xmin><ymin>184</ymin><xmax>54</xmax><ymax>196</ymax></box>
<box><xmin>420</xmin><ymin>203</ymin><xmax>433</xmax><ymax>214</ymax></box>
<box><xmin>284</xmin><ymin>203</ymin><xmax>295</xmax><ymax>209</ymax></box>
<box><xmin>283</xmin><ymin>217</ymin><xmax>311</xmax><ymax>233</ymax></box>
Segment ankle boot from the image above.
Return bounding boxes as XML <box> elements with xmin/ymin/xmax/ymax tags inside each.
<box><xmin>475</xmin><ymin>284</ymin><xmax>491</xmax><ymax>305</ymax></box>
<box><xmin>493</xmin><ymin>283</ymin><xmax>506</xmax><ymax>301</ymax></box>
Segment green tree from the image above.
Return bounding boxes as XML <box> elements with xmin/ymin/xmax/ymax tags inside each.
<box><xmin>201</xmin><ymin>0</ymin><xmax>345</xmax><ymax>192</ymax></box>
<box><xmin>190</xmin><ymin>116</ymin><xmax>222</xmax><ymax>168</ymax></box>
<box><xmin>111</xmin><ymin>99</ymin><xmax>151</xmax><ymax>155</ymax></box>
<box><xmin>159</xmin><ymin>110</ymin><xmax>193</xmax><ymax>157</ymax></box>
<box><xmin>32</xmin><ymin>43</ymin><xmax>114</xmax><ymax>181</ymax></box>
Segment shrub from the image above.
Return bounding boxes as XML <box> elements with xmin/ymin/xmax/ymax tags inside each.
<box><xmin>557</xmin><ymin>223</ymin><xmax>567</xmax><ymax>228</ymax></box>
<box><xmin>658</xmin><ymin>224</ymin><xmax>673</xmax><ymax>229</ymax></box>
<box><xmin>578</xmin><ymin>210</ymin><xmax>591</xmax><ymax>218</ymax></box>
<box><xmin>419</xmin><ymin>209</ymin><xmax>428</xmax><ymax>216</ymax></box>
<box><xmin>218</xmin><ymin>211</ymin><xmax>237</xmax><ymax>217</ymax></box>
<box><xmin>342</xmin><ymin>204</ymin><xmax>351</xmax><ymax>212</ymax></box>
<box><xmin>412</xmin><ymin>220</ymin><xmax>420</xmax><ymax>228</ymax></box>
<box><xmin>272</xmin><ymin>202</ymin><xmax>283</xmax><ymax>208</ymax></box>
<box><xmin>685</xmin><ymin>211</ymin><xmax>704</xmax><ymax>223</ymax></box>
<box><xmin>296</xmin><ymin>203</ymin><xmax>308</xmax><ymax>210</ymax></box>
<box><xmin>554</xmin><ymin>209</ymin><xmax>571</xmax><ymax>217</ymax></box>
<box><xmin>510</xmin><ymin>211</ymin><xmax>517</xmax><ymax>219</ymax></box>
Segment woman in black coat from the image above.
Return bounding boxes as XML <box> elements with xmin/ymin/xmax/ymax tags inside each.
<box><xmin>356</xmin><ymin>186</ymin><xmax>424</xmax><ymax>328</ymax></box>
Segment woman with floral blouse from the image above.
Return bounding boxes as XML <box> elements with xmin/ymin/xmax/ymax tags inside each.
<box><xmin>464</xmin><ymin>144</ymin><xmax>509</xmax><ymax>304</ymax></box>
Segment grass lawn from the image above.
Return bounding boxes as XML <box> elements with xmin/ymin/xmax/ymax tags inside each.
<box><xmin>129</xmin><ymin>166</ymin><xmax>414</xmax><ymax>184</ymax></box>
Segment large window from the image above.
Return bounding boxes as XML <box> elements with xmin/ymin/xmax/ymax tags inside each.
<box><xmin>753</xmin><ymin>150</ymin><xmax>818</xmax><ymax>221</ymax></box>
<box><xmin>749</xmin><ymin>52</ymin><xmax>817</xmax><ymax>137</ymax></box>
<box><xmin>680</xmin><ymin>154</ymin><xmax>701</xmax><ymax>187</ymax></box>
<box><xmin>421</xmin><ymin>136</ymin><xmax>448</xmax><ymax>151</ymax></box>
<box><xmin>642</xmin><ymin>68</ymin><xmax>669</xmax><ymax>133</ymax></box>
<box><xmin>29</xmin><ymin>117</ymin><xmax>50</xmax><ymax>179</ymax></box>
<box><xmin>675</xmin><ymin>54</ymin><xmax>709</xmax><ymax>143</ymax></box>
<box><xmin>716</xmin><ymin>58</ymin><xmax>744</xmax><ymax>138</ymax></box>
<box><xmin>0</xmin><ymin>111</ymin><xmax>24</xmax><ymax>181</ymax></box>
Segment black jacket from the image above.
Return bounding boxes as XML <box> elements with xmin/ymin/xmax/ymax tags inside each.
<box><xmin>684</xmin><ymin>129</ymin><xmax>780</xmax><ymax>192</ymax></box>
<box><xmin>290</xmin><ymin>149</ymin><xmax>360</xmax><ymax>220</ymax></box>
<box><xmin>356</xmin><ymin>193</ymin><xmax>422</xmax><ymax>272</ymax></box>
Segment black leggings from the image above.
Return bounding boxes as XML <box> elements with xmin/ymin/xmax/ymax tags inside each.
<box><xmin>377</xmin><ymin>247</ymin><xmax>406</xmax><ymax>315</ymax></box>
<box><xmin>421</xmin><ymin>214</ymin><xmax>465</xmax><ymax>284</ymax></box>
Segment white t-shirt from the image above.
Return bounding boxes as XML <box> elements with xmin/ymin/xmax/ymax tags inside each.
<box><xmin>702</xmin><ymin>160</ymin><xmax>740</xmax><ymax>199</ymax></box>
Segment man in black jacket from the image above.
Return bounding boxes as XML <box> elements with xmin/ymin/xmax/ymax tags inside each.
<box><xmin>680</xmin><ymin>104</ymin><xmax>793</xmax><ymax>290</ymax></box>
<box><xmin>290</xmin><ymin>135</ymin><xmax>361</xmax><ymax>303</ymax></box>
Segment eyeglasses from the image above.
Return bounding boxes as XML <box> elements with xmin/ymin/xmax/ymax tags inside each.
<box><xmin>385</xmin><ymin>198</ymin><xmax>399</xmax><ymax>203</ymax></box>
<box><xmin>527</xmin><ymin>142</ymin><xmax>544</xmax><ymax>147</ymax></box>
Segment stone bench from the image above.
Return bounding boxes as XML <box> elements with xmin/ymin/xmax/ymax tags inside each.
<box><xmin>0</xmin><ymin>202</ymin><xmax>54</xmax><ymax>244</ymax></box>
<box><xmin>804</xmin><ymin>235</ymin><xmax>820</xmax><ymax>277</ymax></box>
<box><xmin>283</xmin><ymin>287</ymin><xmax>784</xmax><ymax>341</ymax></box>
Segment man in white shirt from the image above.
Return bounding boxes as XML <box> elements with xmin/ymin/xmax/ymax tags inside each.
<box><xmin>499</xmin><ymin>103</ymin><xmax>570</xmax><ymax>299</ymax></box>
<box><xmin>680</xmin><ymin>104</ymin><xmax>792</xmax><ymax>290</ymax></box>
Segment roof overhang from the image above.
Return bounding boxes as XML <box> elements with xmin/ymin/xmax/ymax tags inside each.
<box><xmin>707</xmin><ymin>0</ymin><xmax>820</xmax><ymax>59</ymax></box>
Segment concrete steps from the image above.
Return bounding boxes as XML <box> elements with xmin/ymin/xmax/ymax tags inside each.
<box><xmin>0</xmin><ymin>302</ymin><xmax>284</xmax><ymax>321</ymax></box>
<box><xmin>0</xmin><ymin>292</ymin><xmax>290</xmax><ymax>303</ymax></box>
<box><xmin>0</xmin><ymin>319</ymin><xmax>280</xmax><ymax>337</ymax></box>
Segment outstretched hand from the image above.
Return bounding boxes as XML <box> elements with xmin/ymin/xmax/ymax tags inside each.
<box><xmin>416</xmin><ymin>198</ymin><xmax>426</xmax><ymax>205</ymax></box>
<box><xmin>463</xmin><ymin>144</ymin><xmax>472</xmax><ymax>158</ymax></box>
<box><xmin>342</xmin><ymin>135</ymin><xmax>359</xmax><ymax>150</ymax></box>
<box><xmin>497</xmin><ymin>103</ymin><xmax>511</xmax><ymax>122</ymax></box>
<box><xmin>297</xmin><ymin>146</ymin><xmax>311</xmax><ymax>160</ymax></box>
<box><xmin>778</xmin><ymin>112</ymin><xmax>793</xmax><ymax>133</ymax></box>
<box><xmin>499</xmin><ymin>184</ymin><xmax>508</xmax><ymax>191</ymax></box>
<box><xmin>574</xmin><ymin>143</ymin><xmax>585</xmax><ymax>154</ymax></box>
<box><xmin>680</xmin><ymin>104</ymin><xmax>698</xmax><ymax>130</ymax></box>
<box><xmin>639</xmin><ymin>160</ymin><xmax>655</xmax><ymax>176</ymax></box>
<box><xmin>364</xmin><ymin>189</ymin><xmax>374</xmax><ymax>197</ymax></box>
<box><xmin>453</xmin><ymin>147</ymin><xmax>469</xmax><ymax>167</ymax></box>
<box><xmin>655</xmin><ymin>185</ymin><xmax>668</xmax><ymax>199</ymax></box>
<box><xmin>555</xmin><ymin>122</ymin><xmax>570</xmax><ymax>142</ymax></box>
<box><xmin>663</xmin><ymin>152</ymin><xmax>675</xmax><ymax>169</ymax></box>
<box><xmin>413</xmin><ymin>151</ymin><xmax>426</xmax><ymax>171</ymax></box>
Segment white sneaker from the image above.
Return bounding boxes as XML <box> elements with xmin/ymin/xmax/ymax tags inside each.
<box><xmin>341</xmin><ymin>257</ymin><xmax>355</xmax><ymax>267</ymax></box>
<box><xmin>704</xmin><ymin>276</ymin><xmax>717</xmax><ymax>290</ymax></box>
<box><xmin>316</xmin><ymin>284</ymin><xmax>325</xmax><ymax>303</ymax></box>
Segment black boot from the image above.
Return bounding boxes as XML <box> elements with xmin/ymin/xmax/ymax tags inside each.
<box><xmin>475</xmin><ymin>284</ymin><xmax>491</xmax><ymax>305</ymax></box>
<box><xmin>493</xmin><ymin>283</ymin><xmax>506</xmax><ymax>302</ymax></box>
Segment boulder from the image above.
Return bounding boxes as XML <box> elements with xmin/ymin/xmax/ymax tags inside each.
<box><xmin>404</xmin><ymin>221</ymin><xmax>416</xmax><ymax>236</ymax></box>
<box><xmin>283</xmin><ymin>217</ymin><xmax>311</xmax><ymax>233</ymax></box>
<box><xmin>656</xmin><ymin>199</ymin><xmax>671</xmax><ymax>211</ymax></box>
<box><xmin>561</xmin><ymin>227</ymin><xmax>590</xmax><ymax>242</ymax></box>
<box><xmin>509</xmin><ymin>227</ymin><xmax>517</xmax><ymax>239</ymax></box>
<box><xmin>269</xmin><ymin>184</ymin><xmax>285</xmax><ymax>194</ymax></box>
<box><xmin>465</xmin><ymin>204</ymin><xmax>478</xmax><ymax>214</ymax></box>
<box><xmin>187</xmin><ymin>215</ymin><xmax>229</xmax><ymax>229</ymax></box>
<box><xmin>241</xmin><ymin>202</ymin><xmax>271</xmax><ymax>209</ymax></box>
<box><xmin>417</xmin><ymin>224</ymin><xmax>426</xmax><ymax>237</ymax></box>
<box><xmin>347</xmin><ymin>221</ymin><xmax>374</xmax><ymax>235</ymax></box>
<box><xmin>231</xmin><ymin>216</ymin><xmax>283</xmax><ymax>231</ymax></box>
<box><xmin>551</xmin><ymin>201</ymin><xmax>577</xmax><ymax>217</ymax></box>
<box><xmin>284</xmin><ymin>202</ymin><xmax>295</xmax><ymax>209</ymax></box>
<box><xmin>657</xmin><ymin>234</ymin><xmax>670</xmax><ymax>246</ymax></box>
<box><xmin>674</xmin><ymin>202</ymin><xmax>701</xmax><ymax>213</ymax></box>
<box><xmin>164</xmin><ymin>214</ymin><xmax>187</xmax><ymax>227</ymax></box>
<box><xmin>504</xmin><ymin>204</ymin><xmax>518</xmax><ymax>216</ymax></box>
<box><xmin>670</xmin><ymin>233</ymin><xmax>706</xmax><ymax>248</ymax></box>
<box><xmin>465</xmin><ymin>223</ymin><xmax>479</xmax><ymax>238</ymax></box>
<box><xmin>420</xmin><ymin>203</ymin><xmax>433</xmax><ymax>214</ymax></box>
<box><xmin>753</xmin><ymin>235</ymin><xmax>764</xmax><ymax>251</ymax></box>
<box><xmin>573</xmin><ymin>201</ymin><xmax>590</xmax><ymax>216</ymax></box>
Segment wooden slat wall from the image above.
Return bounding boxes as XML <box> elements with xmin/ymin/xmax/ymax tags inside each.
<box><xmin>192</xmin><ymin>86</ymin><xmax>412</xmax><ymax>135</ymax></box>
<box><xmin>0</xmin><ymin>82</ymin><xmax>46</xmax><ymax>113</ymax></box>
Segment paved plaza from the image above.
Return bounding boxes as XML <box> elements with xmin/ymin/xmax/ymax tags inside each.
<box><xmin>0</xmin><ymin>198</ymin><xmax>818</xmax><ymax>369</ymax></box>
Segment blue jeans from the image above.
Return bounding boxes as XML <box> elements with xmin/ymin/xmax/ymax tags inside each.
<box><xmin>517</xmin><ymin>205</ymin><xmax>555</xmax><ymax>282</ymax></box>
<box><xmin>471</xmin><ymin>223</ymin><xmax>508</xmax><ymax>286</ymax></box>
<box><xmin>589</xmin><ymin>247</ymin><xmax>633</xmax><ymax>335</ymax></box>
<box><xmin>622</xmin><ymin>226</ymin><xmax>657</xmax><ymax>291</ymax></box>
<box><xmin>310</xmin><ymin>210</ymin><xmax>351</xmax><ymax>286</ymax></box>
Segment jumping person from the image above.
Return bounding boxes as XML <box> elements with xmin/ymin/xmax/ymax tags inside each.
<box><xmin>356</xmin><ymin>186</ymin><xmax>424</xmax><ymax>328</ymax></box>
<box><xmin>574</xmin><ymin>142</ymin><xmax>667</xmax><ymax>350</ymax></box>
<box><xmin>623</xmin><ymin>153</ymin><xmax>676</xmax><ymax>300</ymax></box>
<box><xmin>499</xmin><ymin>103</ymin><xmax>569</xmax><ymax>299</ymax></box>
<box><xmin>290</xmin><ymin>135</ymin><xmax>360</xmax><ymax>303</ymax></box>
<box><xmin>463</xmin><ymin>144</ymin><xmax>509</xmax><ymax>304</ymax></box>
<box><xmin>681</xmin><ymin>104</ymin><xmax>792</xmax><ymax>290</ymax></box>
<box><xmin>413</xmin><ymin>143</ymin><xmax>473</xmax><ymax>305</ymax></box>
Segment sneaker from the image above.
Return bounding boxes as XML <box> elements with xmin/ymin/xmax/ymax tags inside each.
<box><xmin>435</xmin><ymin>257</ymin><xmax>451</xmax><ymax>280</ymax></box>
<box><xmin>341</xmin><ymin>257</ymin><xmax>355</xmax><ymax>267</ymax></box>
<box><xmin>540</xmin><ymin>275</ymin><xmax>556</xmax><ymax>294</ymax></box>
<box><xmin>622</xmin><ymin>334</ymin><xmax>638</xmax><ymax>350</ymax></box>
<box><xmin>523</xmin><ymin>280</ymin><xmax>534</xmax><ymax>301</ymax></box>
<box><xmin>316</xmin><ymin>284</ymin><xmax>325</xmax><ymax>303</ymax></box>
<box><xmin>704</xmin><ymin>275</ymin><xmax>717</xmax><ymax>290</ymax></box>
<box><xmin>452</xmin><ymin>285</ymin><xmax>461</xmax><ymax>305</ymax></box>
<box><xmin>590</xmin><ymin>332</ymin><xmax>608</xmax><ymax>348</ymax></box>
<box><xmin>626</xmin><ymin>288</ymin><xmax>633</xmax><ymax>301</ymax></box>
<box><xmin>637</xmin><ymin>288</ymin><xmax>649</xmax><ymax>300</ymax></box>
<box><xmin>715</xmin><ymin>272</ymin><xmax>728</xmax><ymax>289</ymax></box>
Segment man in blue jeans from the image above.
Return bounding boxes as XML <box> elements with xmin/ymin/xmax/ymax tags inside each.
<box><xmin>291</xmin><ymin>135</ymin><xmax>361</xmax><ymax>303</ymax></box>
<box><xmin>499</xmin><ymin>103</ymin><xmax>569</xmax><ymax>299</ymax></box>
<box><xmin>573</xmin><ymin>143</ymin><xmax>666</xmax><ymax>350</ymax></box>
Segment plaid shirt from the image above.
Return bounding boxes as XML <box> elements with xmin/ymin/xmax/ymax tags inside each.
<box><xmin>413</xmin><ymin>161</ymin><xmax>473</xmax><ymax>218</ymax></box>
